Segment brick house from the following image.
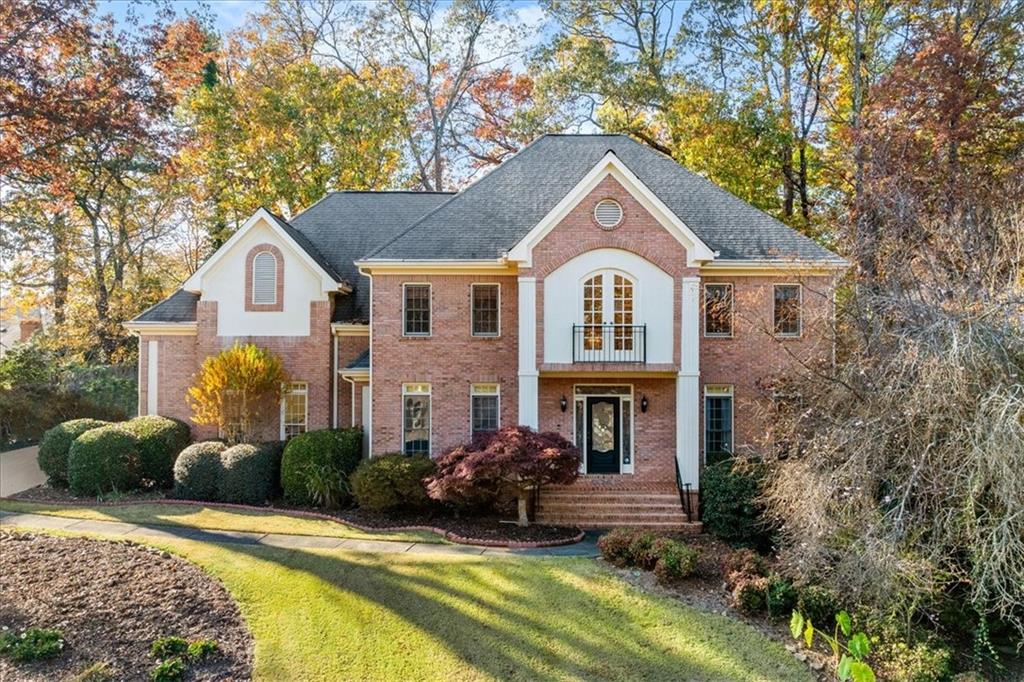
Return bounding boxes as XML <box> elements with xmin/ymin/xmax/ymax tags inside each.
<box><xmin>126</xmin><ymin>135</ymin><xmax>847</xmax><ymax>528</ymax></box>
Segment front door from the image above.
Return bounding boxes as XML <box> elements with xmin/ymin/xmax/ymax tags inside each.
<box><xmin>586</xmin><ymin>396</ymin><xmax>620</xmax><ymax>474</ymax></box>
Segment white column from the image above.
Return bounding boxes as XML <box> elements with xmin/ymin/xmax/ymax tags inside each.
<box><xmin>676</xmin><ymin>276</ymin><xmax>700</xmax><ymax>488</ymax></box>
<box><xmin>517</xmin><ymin>276</ymin><xmax>539</xmax><ymax>428</ymax></box>
<box><xmin>146</xmin><ymin>340</ymin><xmax>159</xmax><ymax>416</ymax></box>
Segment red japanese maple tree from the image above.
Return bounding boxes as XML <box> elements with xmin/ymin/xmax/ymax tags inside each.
<box><xmin>426</xmin><ymin>426</ymin><xmax>580</xmax><ymax>527</ymax></box>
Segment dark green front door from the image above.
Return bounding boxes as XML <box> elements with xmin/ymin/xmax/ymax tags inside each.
<box><xmin>586</xmin><ymin>396</ymin><xmax>620</xmax><ymax>474</ymax></box>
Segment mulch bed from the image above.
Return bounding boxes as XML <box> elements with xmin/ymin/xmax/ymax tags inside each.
<box><xmin>0</xmin><ymin>532</ymin><xmax>252</xmax><ymax>681</ymax></box>
<box><xmin>8</xmin><ymin>485</ymin><xmax>585</xmax><ymax>547</ymax></box>
<box><xmin>333</xmin><ymin>507</ymin><xmax>583</xmax><ymax>545</ymax></box>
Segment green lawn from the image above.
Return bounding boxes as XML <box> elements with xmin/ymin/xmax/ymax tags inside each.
<box><xmin>57</xmin><ymin>530</ymin><xmax>806</xmax><ymax>681</ymax></box>
<box><xmin>0</xmin><ymin>500</ymin><xmax>442</xmax><ymax>543</ymax></box>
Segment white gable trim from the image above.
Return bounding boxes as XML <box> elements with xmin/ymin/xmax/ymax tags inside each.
<box><xmin>506</xmin><ymin>152</ymin><xmax>717</xmax><ymax>268</ymax></box>
<box><xmin>183</xmin><ymin>208</ymin><xmax>344</xmax><ymax>294</ymax></box>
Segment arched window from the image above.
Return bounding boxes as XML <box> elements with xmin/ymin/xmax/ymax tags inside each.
<box><xmin>581</xmin><ymin>271</ymin><xmax>635</xmax><ymax>351</ymax></box>
<box><xmin>252</xmin><ymin>251</ymin><xmax>277</xmax><ymax>304</ymax></box>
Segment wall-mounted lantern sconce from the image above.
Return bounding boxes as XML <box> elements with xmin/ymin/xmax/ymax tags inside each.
<box><xmin>640</xmin><ymin>394</ymin><xmax>649</xmax><ymax>413</ymax></box>
<box><xmin>559</xmin><ymin>395</ymin><xmax>568</xmax><ymax>412</ymax></box>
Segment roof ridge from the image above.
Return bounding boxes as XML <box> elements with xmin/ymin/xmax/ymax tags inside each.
<box><xmin>363</xmin><ymin>135</ymin><xmax>556</xmax><ymax>260</ymax></box>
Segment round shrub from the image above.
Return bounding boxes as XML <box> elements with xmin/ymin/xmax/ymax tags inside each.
<box><xmin>280</xmin><ymin>428</ymin><xmax>363</xmax><ymax>506</ymax></box>
<box><xmin>651</xmin><ymin>539</ymin><xmax>700</xmax><ymax>584</ymax></box>
<box><xmin>797</xmin><ymin>585</ymin><xmax>841</xmax><ymax>627</ymax></box>
<box><xmin>765</xmin><ymin>575</ymin><xmax>798</xmax><ymax>619</ymax></box>
<box><xmin>350</xmin><ymin>453</ymin><xmax>436</xmax><ymax>512</ymax></box>
<box><xmin>173</xmin><ymin>441</ymin><xmax>227</xmax><ymax>501</ymax></box>
<box><xmin>67</xmin><ymin>424</ymin><xmax>142</xmax><ymax>496</ymax></box>
<box><xmin>732</xmin><ymin>575</ymin><xmax>769</xmax><ymax>614</ymax></box>
<box><xmin>722</xmin><ymin>548</ymin><xmax>769</xmax><ymax>590</ymax></box>
<box><xmin>124</xmin><ymin>415</ymin><xmax>191</xmax><ymax>487</ymax></box>
<box><xmin>702</xmin><ymin>460</ymin><xmax>772</xmax><ymax>550</ymax></box>
<box><xmin>627</xmin><ymin>530</ymin><xmax>659</xmax><ymax>570</ymax></box>
<box><xmin>37</xmin><ymin>418</ymin><xmax>109</xmax><ymax>486</ymax></box>
<box><xmin>598</xmin><ymin>528</ymin><xmax>647</xmax><ymax>567</ymax></box>
<box><xmin>220</xmin><ymin>442</ymin><xmax>279</xmax><ymax>505</ymax></box>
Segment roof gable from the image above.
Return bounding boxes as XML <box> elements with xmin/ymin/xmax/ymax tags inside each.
<box><xmin>506</xmin><ymin>151</ymin><xmax>716</xmax><ymax>267</ymax></box>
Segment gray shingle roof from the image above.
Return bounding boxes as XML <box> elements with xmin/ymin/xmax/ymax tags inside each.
<box><xmin>289</xmin><ymin>192</ymin><xmax>453</xmax><ymax>321</ymax></box>
<box><xmin>132</xmin><ymin>289</ymin><xmax>199</xmax><ymax>323</ymax></box>
<box><xmin>263</xmin><ymin>209</ymin><xmax>345</xmax><ymax>282</ymax></box>
<box><xmin>344</xmin><ymin>349</ymin><xmax>370</xmax><ymax>370</ymax></box>
<box><xmin>368</xmin><ymin>134</ymin><xmax>845</xmax><ymax>263</ymax></box>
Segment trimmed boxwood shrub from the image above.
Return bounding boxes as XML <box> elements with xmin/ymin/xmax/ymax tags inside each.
<box><xmin>220</xmin><ymin>442</ymin><xmax>280</xmax><ymax>505</ymax></box>
<box><xmin>67</xmin><ymin>424</ymin><xmax>142</xmax><ymax>496</ymax></box>
<box><xmin>280</xmin><ymin>428</ymin><xmax>362</xmax><ymax>506</ymax></box>
<box><xmin>37</xmin><ymin>418</ymin><xmax>109</xmax><ymax>486</ymax></box>
<box><xmin>350</xmin><ymin>453</ymin><xmax>436</xmax><ymax>512</ymax></box>
<box><xmin>173</xmin><ymin>441</ymin><xmax>227</xmax><ymax>501</ymax></box>
<box><xmin>701</xmin><ymin>460</ymin><xmax>772</xmax><ymax>550</ymax></box>
<box><xmin>124</xmin><ymin>415</ymin><xmax>190</xmax><ymax>487</ymax></box>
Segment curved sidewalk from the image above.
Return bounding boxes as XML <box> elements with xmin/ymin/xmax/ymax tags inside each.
<box><xmin>0</xmin><ymin>510</ymin><xmax>600</xmax><ymax>558</ymax></box>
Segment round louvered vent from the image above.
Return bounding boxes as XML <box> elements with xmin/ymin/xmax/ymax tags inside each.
<box><xmin>594</xmin><ymin>199</ymin><xmax>623</xmax><ymax>228</ymax></box>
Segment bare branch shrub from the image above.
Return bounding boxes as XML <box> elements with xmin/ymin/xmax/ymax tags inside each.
<box><xmin>757</xmin><ymin>205</ymin><xmax>1024</xmax><ymax>639</ymax></box>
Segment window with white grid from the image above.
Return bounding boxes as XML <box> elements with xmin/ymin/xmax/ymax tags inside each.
<box><xmin>282</xmin><ymin>382</ymin><xmax>307</xmax><ymax>440</ymax></box>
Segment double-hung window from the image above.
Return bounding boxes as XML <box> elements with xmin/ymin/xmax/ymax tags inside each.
<box><xmin>773</xmin><ymin>284</ymin><xmax>802</xmax><ymax>337</ymax></box>
<box><xmin>282</xmin><ymin>382</ymin><xmax>308</xmax><ymax>440</ymax></box>
<box><xmin>403</xmin><ymin>284</ymin><xmax>431</xmax><ymax>336</ymax></box>
<box><xmin>704</xmin><ymin>283</ymin><xmax>733</xmax><ymax>337</ymax></box>
<box><xmin>471</xmin><ymin>284</ymin><xmax>500</xmax><ymax>336</ymax></box>
<box><xmin>470</xmin><ymin>383</ymin><xmax>500</xmax><ymax>436</ymax></box>
<box><xmin>402</xmin><ymin>383</ymin><xmax>431</xmax><ymax>455</ymax></box>
<box><xmin>704</xmin><ymin>385</ymin><xmax>733</xmax><ymax>465</ymax></box>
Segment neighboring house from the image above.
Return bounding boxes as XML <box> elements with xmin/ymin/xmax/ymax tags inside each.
<box><xmin>125</xmin><ymin>135</ymin><xmax>847</xmax><ymax>528</ymax></box>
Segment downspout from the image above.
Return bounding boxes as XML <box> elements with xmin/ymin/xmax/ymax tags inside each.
<box><xmin>332</xmin><ymin>335</ymin><xmax>339</xmax><ymax>428</ymax></box>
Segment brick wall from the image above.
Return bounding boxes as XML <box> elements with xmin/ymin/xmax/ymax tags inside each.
<box><xmin>700</xmin><ymin>274</ymin><xmax>835</xmax><ymax>453</ymax></box>
<box><xmin>139</xmin><ymin>333</ymin><xmax>198</xmax><ymax>425</ymax></box>
<box><xmin>335</xmin><ymin>333</ymin><xmax>369</xmax><ymax>428</ymax></box>
<box><xmin>370</xmin><ymin>274</ymin><xmax>519</xmax><ymax>455</ymax></box>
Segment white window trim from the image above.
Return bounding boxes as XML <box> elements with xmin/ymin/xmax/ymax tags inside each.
<box><xmin>571</xmin><ymin>383</ymin><xmax>634</xmax><ymax>475</ymax></box>
<box><xmin>402</xmin><ymin>283</ymin><xmax>432</xmax><ymax>337</ymax></box>
<box><xmin>593</xmin><ymin>198</ymin><xmax>623</xmax><ymax>228</ymax></box>
<box><xmin>703</xmin><ymin>384</ymin><xmax>734</xmax><ymax>465</ymax></box>
<box><xmin>401</xmin><ymin>383</ymin><xmax>432</xmax><ymax>455</ymax></box>
<box><xmin>280</xmin><ymin>381</ymin><xmax>309</xmax><ymax>440</ymax></box>
<box><xmin>773</xmin><ymin>283</ymin><xmax>803</xmax><ymax>338</ymax></box>
<box><xmin>469</xmin><ymin>383</ymin><xmax>501</xmax><ymax>437</ymax></box>
<box><xmin>470</xmin><ymin>283</ymin><xmax>501</xmax><ymax>337</ymax></box>
<box><xmin>252</xmin><ymin>251</ymin><xmax>278</xmax><ymax>305</ymax></box>
<box><xmin>703</xmin><ymin>283</ymin><xmax>734</xmax><ymax>338</ymax></box>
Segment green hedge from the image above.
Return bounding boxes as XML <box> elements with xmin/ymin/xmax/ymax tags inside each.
<box><xmin>124</xmin><ymin>415</ymin><xmax>190</xmax><ymax>487</ymax></box>
<box><xmin>173</xmin><ymin>441</ymin><xmax>227</xmax><ymax>501</ymax></box>
<box><xmin>350</xmin><ymin>453</ymin><xmax>436</xmax><ymax>512</ymax></box>
<box><xmin>701</xmin><ymin>460</ymin><xmax>772</xmax><ymax>550</ymax></box>
<box><xmin>67</xmin><ymin>425</ymin><xmax>142</xmax><ymax>496</ymax></box>
<box><xmin>220</xmin><ymin>442</ymin><xmax>281</xmax><ymax>505</ymax></box>
<box><xmin>280</xmin><ymin>428</ymin><xmax>362</xmax><ymax>506</ymax></box>
<box><xmin>37</xmin><ymin>418</ymin><xmax>109</xmax><ymax>486</ymax></box>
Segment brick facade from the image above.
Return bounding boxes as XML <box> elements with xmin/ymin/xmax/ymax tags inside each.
<box><xmin>370</xmin><ymin>274</ymin><xmax>519</xmax><ymax>455</ymax></box>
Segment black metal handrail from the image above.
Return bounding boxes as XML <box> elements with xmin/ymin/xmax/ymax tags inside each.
<box><xmin>674</xmin><ymin>457</ymin><xmax>693</xmax><ymax>523</ymax></box>
<box><xmin>571</xmin><ymin>324</ymin><xmax>646</xmax><ymax>363</ymax></box>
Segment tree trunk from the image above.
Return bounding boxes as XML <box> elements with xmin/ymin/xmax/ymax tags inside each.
<box><xmin>51</xmin><ymin>213</ymin><xmax>69</xmax><ymax>326</ymax></box>
<box><xmin>517</xmin><ymin>492</ymin><xmax>529</xmax><ymax>527</ymax></box>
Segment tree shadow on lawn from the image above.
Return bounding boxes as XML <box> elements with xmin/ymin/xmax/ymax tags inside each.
<box><xmin>193</xmin><ymin>539</ymin><xmax>807</xmax><ymax>682</ymax></box>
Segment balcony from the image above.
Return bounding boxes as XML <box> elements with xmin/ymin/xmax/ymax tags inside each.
<box><xmin>572</xmin><ymin>324</ymin><xmax>647</xmax><ymax>364</ymax></box>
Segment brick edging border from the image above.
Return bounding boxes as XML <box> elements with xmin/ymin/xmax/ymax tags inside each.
<box><xmin>0</xmin><ymin>497</ymin><xmax>586</xmax><ymax>549</ymax></box>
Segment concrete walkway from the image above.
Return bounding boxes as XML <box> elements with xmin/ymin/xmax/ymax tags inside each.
<box><xmin>0</xmin><ymin>446</ymin><xmax>46</xmax><ymax>496</ymax></box>
<box><xmin>0</xmin><ymin>510</ymin><xmax>601</xmax><ymax>558</ymax></box>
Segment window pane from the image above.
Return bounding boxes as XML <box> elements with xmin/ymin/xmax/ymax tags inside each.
<box><xmin>283</xmin><ymin>382</ymin><xmax>307</xmax><ymax>440</ymax></box>
<box><xmin>705</xmin><ymin>396</ymin><xmax>733</xmax><ymax>464</ymax></box>
<box><xmin>403</xmin><ymin>394</ymin><xmax>430</xmax><ymax>455</ymax></box>
<box><xmin>613</xmin><ymin>274</ymin><xmax>634</xmax><ymax>350</ymax></box>
<box><xmin>622</xmin><ymin>399</ymin><xmax>632</xmax><ymax>465</ymax></box>
<box><xmin>471</xmin><ymin>394</ymin><xmax>499</xmax><ymax>434</ymax></box>
<box><xmin>583</xmin><ymin>275</ymin><xmax>603</xmax><ymax>350</ymax></box>
<box><xmin>774</xmin><ymin>285</ymin><xmax>801</xmax><ymax>335</ymax></box>
<box><xmin>404</xmin><ymin>285</ymin><xmax>431</xmax><ymax>335</ymax></box>
<box><xmin>471</xmin><ymin>284</ymin><xmax>499</xmax><ymax>336</ymax></box>
<box><xmin>253</xmin><ymin>252</ymin><xmax>276</xmax><ymax>304</ymax></box>
<box><xmin>704</xmin><ymin>284</ymin><xmax>733</xmax><ymax>336</ymax></box>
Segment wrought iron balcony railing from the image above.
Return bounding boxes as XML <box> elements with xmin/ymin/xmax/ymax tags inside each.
<box><xmin>571</xmin><ymin>324</ymin><xmax>647</xmax><ymax>364</ymax></box>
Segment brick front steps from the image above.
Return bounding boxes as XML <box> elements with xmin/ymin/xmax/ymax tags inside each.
<box><xmin>535</xmin><ymin>489</ymin><xmax>703</xmax><ymax>532</ymax></box>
